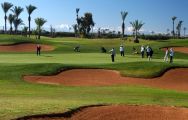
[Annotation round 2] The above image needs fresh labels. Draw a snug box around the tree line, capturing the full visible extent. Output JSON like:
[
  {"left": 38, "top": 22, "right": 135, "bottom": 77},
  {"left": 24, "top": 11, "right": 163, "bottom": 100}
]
[
  {"left": 73, "top": 9, "right": 145, "bottom": 43},
  {"left": 1, "top": 2, "right": 186, "bottom": 41},
  {"left": 73, "top": 9, "right": 187, "bottom": 42},
  {"left": 1, "top": 2, "right": 47, "bottom": 39},
  {"left": 171, "top": 16, "right": 186, "bottom": 38}
]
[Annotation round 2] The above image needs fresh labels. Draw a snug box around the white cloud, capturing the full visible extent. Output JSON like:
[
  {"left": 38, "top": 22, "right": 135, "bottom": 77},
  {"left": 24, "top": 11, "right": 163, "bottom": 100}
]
[
  {"left": 53, "top": 24, "right": 72, "bottom": 31},
  {"left": 43, "top": 25, "right": 50, "bottom": 29},
  {"left": 126, "top": 26, "right": 133, "bottom": 32},
  {"left": 117, "top": 26, "right": 133, "bottom": 33},
  {"left": 139, "top": 29, "right": 145, "bottom": 32},
  {"left": 59, "top": 24, "right": 71, "bottom": 29},
  {"left": 117, "top": 26, "right": 121, "bottom": 31}
]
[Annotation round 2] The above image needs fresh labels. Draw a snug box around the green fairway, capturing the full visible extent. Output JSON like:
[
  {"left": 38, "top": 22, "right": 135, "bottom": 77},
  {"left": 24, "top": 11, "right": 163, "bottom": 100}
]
[{"left": 0, "top": 34, "right": 188, "bottom": 120}]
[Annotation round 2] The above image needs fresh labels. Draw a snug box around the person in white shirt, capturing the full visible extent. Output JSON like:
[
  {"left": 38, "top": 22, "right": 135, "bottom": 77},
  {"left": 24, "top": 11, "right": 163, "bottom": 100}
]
[
  {"left": 120, "top": 45, "right": 125, "bottom": 57},
  {"left": 169, "top": 48, "right": 174, "bottom": 63},
  {"left": 164, "top": 47, "right": 169, "bottom": 62},
  {"left": 141, "top": 45, "right": 145, "bottom": 58},
  {"left": 109, "top": 48, "right": 116, "bottom": 62}
]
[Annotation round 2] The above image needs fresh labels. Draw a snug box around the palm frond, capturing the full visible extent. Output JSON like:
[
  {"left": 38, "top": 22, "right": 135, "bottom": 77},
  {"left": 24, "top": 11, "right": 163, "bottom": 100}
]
[
  {"left": 121, "top": 11, "right": 128, "bottom": 21},
  {"left": 26, "top": 5, "right": 37, "bottom": 15},
  {"left": 11, "top": 6, "right": 24, "bottom": 18},
  {"left": 130, "top": 20, "right": 144, "bottom": 32},
  {"left": 1, "top": 2, "right": 13, "bottom": 13}
]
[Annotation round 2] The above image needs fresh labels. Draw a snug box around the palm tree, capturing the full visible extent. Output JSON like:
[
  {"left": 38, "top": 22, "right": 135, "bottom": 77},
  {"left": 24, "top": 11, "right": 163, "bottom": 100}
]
[
  {"left": 172, "top": 16, "right": 177, "bottom": 38},
  {"left": 78, "top": 12, "right": 95, "bottom": 37},
  {"left": 176, "top": 20, "right": 183, "bottom": 38},
  {"left": 76, "top": 8, "right": 80, "bottom": 36},
  {"left": 130, "top": 20, "right": 144, "bottom": 43},
  {"left": 22, "top": 26, "right": 28, "bottom": 37},
  {"left": 26, "top": 5, "right": 37, "bottom": 37},
  {"left": 121, "top": 11, "right": 128, "bottom": 38},
  {"left": 76, "top": 8, "right": 80, "bottom": 20},
  {"left": 50, "top": 25, "right": 56, "bottom": 38},
  {"left": 35, "top": 18, "right": 47, "bottom": 39},
  {"left": 1, "top": 2, "right": 13, "bottom": 33},
  {"left": 8, "top": 14, "right": 15, "bottom": 34},
  {"left": 13, "top": 18, "right": 24, "bottom": 34},
  {"left": 11, "top": 6, "right": 24, "bottom": 34},
  {"left": 184, "top": 27, "right": 187, "bottom": 37},
  {"left": 72, "top": 24, "right": 78, "bottom": 37},
  {"left": 32, "top": 29, "right": 38, "bottom": 39},
  {"left": 11, "top": 6, "right": 24, "bottom": 19},
  {"left": 76, "top": 8, "right": 80, "bottom": 26}
]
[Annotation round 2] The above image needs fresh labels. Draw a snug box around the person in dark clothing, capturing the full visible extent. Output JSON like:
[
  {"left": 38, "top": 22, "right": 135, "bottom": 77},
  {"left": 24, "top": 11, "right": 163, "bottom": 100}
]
[
  {"left": 109, "top": 48, "right": 116, "bottom": 62},
  {"left": 146, "top": 46, "right": 149, "bottom": 58},
  {"left": 150, "top": 47, "right": 153, "bottom": 58},
  {"left": 140, "top": 45, "right": 145, "bottom": 58},
  {"left": 169, "top": 48, "right": 174, "bottom": 63},
  {"left": 146, "top": 46, "right": 152, "bottom": 61},
  {"left": 37, "top": 44, "right": 41, "bottom": 56},
  {"left": 74, "top": 45, "right": 80, "bottom": 52},
  {"left": 101, "top": 47, "right": 107, "bottom": 53}
]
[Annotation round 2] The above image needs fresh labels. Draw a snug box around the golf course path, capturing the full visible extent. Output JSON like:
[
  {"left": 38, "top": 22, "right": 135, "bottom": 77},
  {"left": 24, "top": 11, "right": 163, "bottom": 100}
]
[
  {"left": 162, "top": 47, "right": 188, "bottom": 54},
  {"left": 16, "top": 105, "right": 188, "bottom": 120},
  {"left": 24, "top": 68, "right": 188, "bottom": 92},
  {"left": 0, "top": 43, "right": 54, "bottom": 52}
]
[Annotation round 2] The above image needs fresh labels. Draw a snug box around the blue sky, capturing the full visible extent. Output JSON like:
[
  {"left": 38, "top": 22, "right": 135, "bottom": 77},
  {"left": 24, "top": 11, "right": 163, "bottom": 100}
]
[{"left": 0, "top": 0, "right": 187, "bottom": 34}]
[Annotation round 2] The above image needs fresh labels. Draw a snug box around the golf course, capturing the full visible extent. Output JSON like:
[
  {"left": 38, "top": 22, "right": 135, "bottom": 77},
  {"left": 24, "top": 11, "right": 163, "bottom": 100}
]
[
  {"left": 0, "top": 34, "right": 188, "bottom": 120},
  {"left": 0, "top": 0, "right": 188, "bottom": 119}
]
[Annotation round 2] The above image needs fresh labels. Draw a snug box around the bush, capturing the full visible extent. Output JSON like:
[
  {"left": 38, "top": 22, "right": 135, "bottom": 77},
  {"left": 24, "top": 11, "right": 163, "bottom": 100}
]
[
  {"left": 41, "top": 31, "right": 75, "bottom": 37},
  {"left": 139, "top": 34, "right": 171, "bottom": 40}
]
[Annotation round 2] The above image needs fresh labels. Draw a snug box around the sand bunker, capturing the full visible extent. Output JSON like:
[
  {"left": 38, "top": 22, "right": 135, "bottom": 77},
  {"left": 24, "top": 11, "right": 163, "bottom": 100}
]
[
  {"left": 0, "top": 43, "right": 54, "bottom": 52},
  {"left": 22, "top": 69, "right": 188, "bottom": 120},
  {"left": 162, "top": 47, "right": 188, "bottom": 54},
  {"left": 24, "top": 68, "right": 188, "bottom": 91},
  {"left": 16, "top": 105, "right": 188, "bottom": 120}
]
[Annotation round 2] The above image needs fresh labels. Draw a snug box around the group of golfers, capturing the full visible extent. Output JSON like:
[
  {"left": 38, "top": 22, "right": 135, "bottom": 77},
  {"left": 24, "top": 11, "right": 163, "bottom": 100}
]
[
  {"left": 164, "top": 47, "right": 174, "bottom": 63},
  {"left": 36, "top": 43, "right": 174, "bottom": 63},
  {"left": 109, "top": 45, "right": 174, "bottom": 63}
]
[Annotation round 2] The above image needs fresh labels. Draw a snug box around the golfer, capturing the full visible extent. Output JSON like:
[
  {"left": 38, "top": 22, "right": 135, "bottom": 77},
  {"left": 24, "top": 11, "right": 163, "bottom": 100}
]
[
  {"left": 37, "top": 44, "right": 41, "bottom": 56},
  {"left": 120, "top": 45, "right": 125, "bottom": 57},
  {"left": 146, "top": 46, "right": 152, "bottom": 61},
  {"left": 164, "top": 47, "right": 169, "bottom": 62},
  {"left": 169, "top": 48, "right": 174, "bottom": 63},
  {"left": 141, "top": 45, "right": 145, "bottom": 58},
  {"left": 109, "top": 48, "right": 116, "bottom": 62}
]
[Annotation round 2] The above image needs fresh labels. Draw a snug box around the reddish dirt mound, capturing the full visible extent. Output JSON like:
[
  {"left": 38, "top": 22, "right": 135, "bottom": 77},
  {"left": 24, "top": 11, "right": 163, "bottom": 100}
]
[
  {"left": 0, "top": 43, "right": 54, "bottom": 52},
  {"left": 24, "top": 68, "right": 188, "bottom": 91},
  {"left": 162, "top": 47, "right": 188, "bottom": 54},
  {"left": 18, "top": 105, "right": 188, "bottom": 120}
]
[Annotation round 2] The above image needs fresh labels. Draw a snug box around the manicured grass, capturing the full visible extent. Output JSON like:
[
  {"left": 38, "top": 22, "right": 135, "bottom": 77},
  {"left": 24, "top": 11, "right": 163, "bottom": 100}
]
[
  {"left": 0, "top": 53, "right": 187, "bottom": 77},
  {"left": 0, "top": 34, "right": 188, "bottom": 119}
]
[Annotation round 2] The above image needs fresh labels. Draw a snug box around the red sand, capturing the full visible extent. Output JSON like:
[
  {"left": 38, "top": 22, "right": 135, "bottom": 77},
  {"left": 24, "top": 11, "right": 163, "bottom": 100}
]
[
  {"left": 19, "top": 105, "right": 188, "bottom": 120},
  {"left": 162, "top": 47, "right": 188, "bottom": 54},
  {"left": 24, "top": 68, "right": 188, "bottom": 92},
  {"left": 22, "top": 68, "right": 188, "bottom": 120},
  {"left": 0, "top": 43, "right": 54, "bottom": 52}
]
